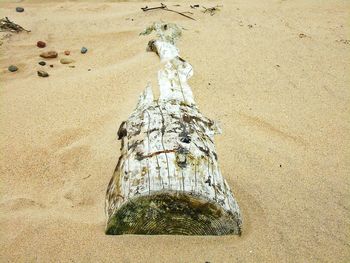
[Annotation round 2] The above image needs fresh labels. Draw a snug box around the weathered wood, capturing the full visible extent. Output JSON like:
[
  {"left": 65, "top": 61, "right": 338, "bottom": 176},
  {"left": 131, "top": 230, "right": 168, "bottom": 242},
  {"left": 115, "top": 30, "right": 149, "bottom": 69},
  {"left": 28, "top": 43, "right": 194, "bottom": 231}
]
[{"left": 105, "top": 22, "right": 242, "bottom": 235}]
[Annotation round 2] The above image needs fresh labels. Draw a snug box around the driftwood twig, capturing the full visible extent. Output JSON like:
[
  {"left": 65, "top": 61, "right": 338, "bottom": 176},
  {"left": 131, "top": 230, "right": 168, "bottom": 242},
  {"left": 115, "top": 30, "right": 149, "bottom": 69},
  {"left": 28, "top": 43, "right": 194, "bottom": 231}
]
[
  {"left": 141, "top": 3, "right": 166, "bottom": 12},
  {"left": 0, "top": 17, "right": 30, "bottom": 33},
  {"left": 82, "top": 174, "right": 92, "bottom": 180},
  {"left": 202, "top": 5, "right": 223, "bottom": 16},
  {"left": 141, "top": 3, "right": 196, "bottom": 21}
]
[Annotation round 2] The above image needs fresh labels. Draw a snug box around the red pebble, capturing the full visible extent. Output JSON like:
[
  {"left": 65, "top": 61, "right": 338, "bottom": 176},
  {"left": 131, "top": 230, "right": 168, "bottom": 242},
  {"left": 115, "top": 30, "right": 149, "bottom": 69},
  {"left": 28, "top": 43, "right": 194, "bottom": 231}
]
[
  {"left": 64, "top": 50, "right": 70, "bottom": 55},
  {"left": 37, "top": 41, "right": 46, "bottom": 48}
]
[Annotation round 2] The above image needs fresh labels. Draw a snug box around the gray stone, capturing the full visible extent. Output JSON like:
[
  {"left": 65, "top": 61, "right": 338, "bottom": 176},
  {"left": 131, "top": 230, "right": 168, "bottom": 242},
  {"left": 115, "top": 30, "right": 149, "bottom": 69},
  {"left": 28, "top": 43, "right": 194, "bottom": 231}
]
[
  {"left": 16, "top": 7, "right": 24, "bottom": 13},
  {"left": 37, "top": 70, "right": 49, "bottom": 77},
  {"left": 8, "top": 65, "right": 18, "bottom": 72}
]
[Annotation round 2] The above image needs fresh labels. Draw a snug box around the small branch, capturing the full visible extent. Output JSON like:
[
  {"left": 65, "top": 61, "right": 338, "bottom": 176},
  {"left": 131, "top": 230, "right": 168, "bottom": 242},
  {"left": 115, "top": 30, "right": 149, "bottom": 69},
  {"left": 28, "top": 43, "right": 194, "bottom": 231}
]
[
  {"left": 202, "top": 5, "right": 223, "bottom": 16},
  {"left": 164, "top": 9, "right": 196, "bottom": 21},
  {"left": 178, "top": 11, "right": 194, "bottom": 15},
  {"left": 82, "top": 174, "right": 92, "bottom": 180},
  {"left": 0, "top": 17, "right": 30, "bottom": 33},
  {"left": 141, "top": 3, "right": 196, "bottom": 21},
  {"left": 141, "top": 3, "right": 166, "bottom": 11}
]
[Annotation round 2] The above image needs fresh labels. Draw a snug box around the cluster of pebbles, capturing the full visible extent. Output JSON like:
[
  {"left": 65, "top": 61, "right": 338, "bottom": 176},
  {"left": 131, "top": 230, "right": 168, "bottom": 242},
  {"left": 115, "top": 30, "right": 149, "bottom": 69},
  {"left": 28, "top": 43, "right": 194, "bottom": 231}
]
[
  {"left": 8, "top": 40, "right": 88, "bottom": 77},
  {"left": 7, "top": 7, "right": 91, "bottom": 77}
]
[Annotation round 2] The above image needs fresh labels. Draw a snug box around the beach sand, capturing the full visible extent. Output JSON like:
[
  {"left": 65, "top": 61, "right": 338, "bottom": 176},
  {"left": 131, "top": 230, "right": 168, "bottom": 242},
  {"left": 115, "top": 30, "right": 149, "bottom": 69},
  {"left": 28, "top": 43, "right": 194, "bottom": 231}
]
[{"left": 0, "top": 0, "right": 349, "bottom": 262}]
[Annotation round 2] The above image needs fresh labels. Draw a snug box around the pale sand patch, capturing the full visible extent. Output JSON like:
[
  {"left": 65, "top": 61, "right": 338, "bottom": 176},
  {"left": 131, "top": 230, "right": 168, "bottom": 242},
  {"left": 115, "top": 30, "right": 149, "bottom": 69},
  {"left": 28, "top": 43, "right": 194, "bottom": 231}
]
[{"left": 0, "top": 0, "right": 349, "bottom": 262}]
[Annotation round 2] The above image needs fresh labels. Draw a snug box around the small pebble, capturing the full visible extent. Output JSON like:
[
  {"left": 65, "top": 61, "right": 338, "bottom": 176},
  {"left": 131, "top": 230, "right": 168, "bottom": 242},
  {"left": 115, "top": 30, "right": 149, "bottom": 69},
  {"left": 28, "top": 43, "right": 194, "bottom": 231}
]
[
  {"left": 40, "top": 51, "right": 58, "bottom": 58},
  {"left": 49, "top": 65, "right": 54, "bottom": 68},
  {"left": 38, "top": 61, "right": 46, "bottom": 66},
  {"left": 81, "top": 47, "right": 88, "bottom": 54},
  {"left": 69, "top": 65, "right": 75, "bottom": 68},
  {"left": 88, "top": 69, "right": 91, "bottom": 71},
  {"left": 8, "top": 65, "right": 18, "bottom": 72},
  {"left": 60, "top": 58, "right": 75, "bottom": 64},
  {"left": 37, "top": 70, "right": 49, "bottom": 77},
  {"left": 16, "top": 7, "right": 24, "bottom": 12},
  {"left": 64, "top": 50, "right": 70, "bottom": 55},
  {"left": 37, "top": 41, "right": 46, "bottom": 48}
]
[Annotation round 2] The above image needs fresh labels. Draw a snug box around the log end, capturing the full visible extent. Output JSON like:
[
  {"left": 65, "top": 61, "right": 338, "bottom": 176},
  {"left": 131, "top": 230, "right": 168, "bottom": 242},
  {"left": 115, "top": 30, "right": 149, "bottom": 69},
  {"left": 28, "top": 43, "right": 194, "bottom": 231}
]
[{"left": 105, "top": 192, "right": 242, "bottom": 236}]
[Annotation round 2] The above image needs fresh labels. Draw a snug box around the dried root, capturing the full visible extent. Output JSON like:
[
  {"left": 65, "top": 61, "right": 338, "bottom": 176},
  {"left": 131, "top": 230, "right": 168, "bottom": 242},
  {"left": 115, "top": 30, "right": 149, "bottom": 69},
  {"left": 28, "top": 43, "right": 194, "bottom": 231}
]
[
  {"left": 0, "top": 17, "right": 30, "bottom": 33},
  {"left": 202, "top": 5, "right": 223, "bottom": 16}
]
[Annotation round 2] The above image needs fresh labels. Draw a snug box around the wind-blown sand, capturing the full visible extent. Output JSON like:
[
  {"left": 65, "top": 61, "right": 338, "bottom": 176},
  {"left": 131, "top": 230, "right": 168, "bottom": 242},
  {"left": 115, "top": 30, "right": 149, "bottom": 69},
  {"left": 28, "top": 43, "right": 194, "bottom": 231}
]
[{"left": 0, "top": 0, "right": 349, "bottom": 262}]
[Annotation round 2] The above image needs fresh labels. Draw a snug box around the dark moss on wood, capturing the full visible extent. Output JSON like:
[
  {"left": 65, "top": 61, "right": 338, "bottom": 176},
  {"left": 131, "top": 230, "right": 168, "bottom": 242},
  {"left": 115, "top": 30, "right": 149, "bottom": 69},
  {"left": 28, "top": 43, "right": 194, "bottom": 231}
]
[{"left": 105, "top": 192, "right": 241, "bottom": 235}]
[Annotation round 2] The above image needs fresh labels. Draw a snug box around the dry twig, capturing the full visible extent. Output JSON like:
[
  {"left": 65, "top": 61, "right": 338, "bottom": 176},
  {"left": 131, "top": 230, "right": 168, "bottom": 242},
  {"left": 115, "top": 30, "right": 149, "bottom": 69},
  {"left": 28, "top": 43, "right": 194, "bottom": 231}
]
[
  {"left": 141, "top": 3, "right": 196, "bottom": 21},
  {"left": 0, "top": 17, "right": 30, "bottom": 33},
  {"left": 202, "top": 5, "right": 223, "bottom": 16}
]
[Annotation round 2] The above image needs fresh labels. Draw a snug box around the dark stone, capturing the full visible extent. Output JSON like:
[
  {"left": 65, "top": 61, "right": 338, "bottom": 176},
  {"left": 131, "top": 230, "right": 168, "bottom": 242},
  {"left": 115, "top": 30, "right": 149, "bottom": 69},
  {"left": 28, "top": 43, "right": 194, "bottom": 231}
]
[
  {"left": 81, "top": 47, "right": 88, "bottom": 54},
  {"left": 38, "top": 61, "right": 46, "bottom": 66},
  {"left": 37, "top": 70, "right": 49, "bottom": 77},
  {"left": 16, "top": 7, "right": 24, "bottom": 12},
  {"left": 8, "top": 65, "right": 18, "bottom": 72},
  {"left": 37, "top": 41, "right": 46, "bottom": 48}
]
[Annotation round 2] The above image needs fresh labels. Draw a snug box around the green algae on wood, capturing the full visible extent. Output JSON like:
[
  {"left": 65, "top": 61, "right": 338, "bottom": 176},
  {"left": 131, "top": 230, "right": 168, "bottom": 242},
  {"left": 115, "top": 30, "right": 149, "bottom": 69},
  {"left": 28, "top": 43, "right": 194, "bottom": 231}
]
[{"left": 106, "top": 192, "right": 241, "bottom": 235}]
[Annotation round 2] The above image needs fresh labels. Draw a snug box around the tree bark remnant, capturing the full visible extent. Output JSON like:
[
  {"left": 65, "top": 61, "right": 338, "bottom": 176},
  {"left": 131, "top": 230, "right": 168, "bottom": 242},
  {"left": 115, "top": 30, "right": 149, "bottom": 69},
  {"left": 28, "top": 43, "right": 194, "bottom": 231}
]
[{"left": 105, "top": 22, "right": 242, "bottom": 235}]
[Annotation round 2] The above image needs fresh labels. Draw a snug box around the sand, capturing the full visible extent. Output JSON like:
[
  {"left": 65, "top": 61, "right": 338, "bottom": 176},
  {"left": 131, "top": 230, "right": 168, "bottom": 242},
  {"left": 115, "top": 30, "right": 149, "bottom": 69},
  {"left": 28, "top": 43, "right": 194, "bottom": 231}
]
[{"left": 0, "top": 0, "right": 349, "bottom": 262}]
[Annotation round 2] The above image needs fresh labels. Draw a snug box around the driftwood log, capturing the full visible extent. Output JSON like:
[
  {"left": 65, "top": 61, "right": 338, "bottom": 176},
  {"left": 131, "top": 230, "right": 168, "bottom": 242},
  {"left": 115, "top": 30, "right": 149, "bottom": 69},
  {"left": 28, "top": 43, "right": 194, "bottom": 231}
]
[{"left": 105, "top": 23, "right": 242, "bottom": 235}]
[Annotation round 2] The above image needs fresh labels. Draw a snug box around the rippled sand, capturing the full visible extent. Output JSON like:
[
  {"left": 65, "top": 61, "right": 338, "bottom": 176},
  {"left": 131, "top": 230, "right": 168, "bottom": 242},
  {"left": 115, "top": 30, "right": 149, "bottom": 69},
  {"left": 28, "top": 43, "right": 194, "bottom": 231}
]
[{"left": 1, "top": 0, "right": 349, "bottom": 262}]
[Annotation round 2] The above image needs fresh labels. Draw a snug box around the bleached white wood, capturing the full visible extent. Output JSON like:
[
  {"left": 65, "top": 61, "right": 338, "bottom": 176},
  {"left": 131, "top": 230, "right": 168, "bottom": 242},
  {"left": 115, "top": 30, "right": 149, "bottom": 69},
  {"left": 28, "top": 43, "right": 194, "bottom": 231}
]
[{"left": 105, "top": 23, "right": 242, "bottom": 235}]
